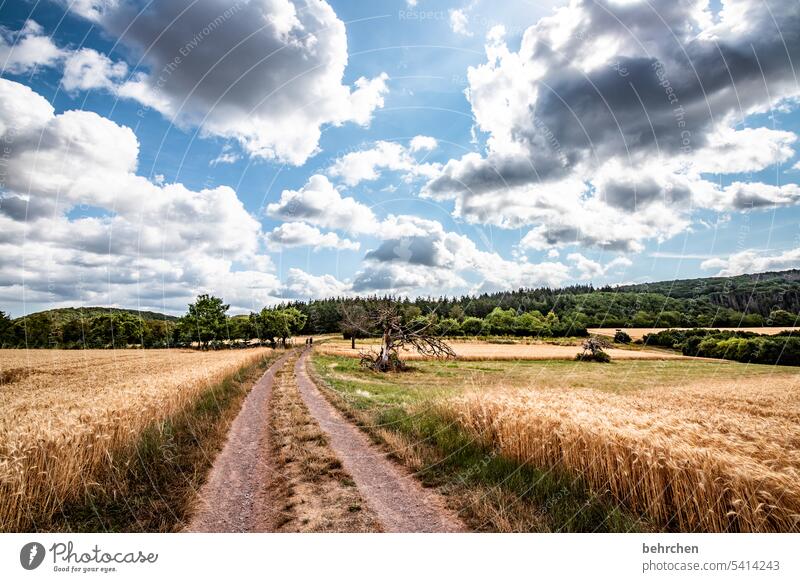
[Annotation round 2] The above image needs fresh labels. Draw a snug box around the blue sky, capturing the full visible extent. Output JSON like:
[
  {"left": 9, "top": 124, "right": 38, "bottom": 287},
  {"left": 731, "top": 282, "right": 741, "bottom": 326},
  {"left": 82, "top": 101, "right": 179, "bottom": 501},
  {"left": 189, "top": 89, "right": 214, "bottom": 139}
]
[{"left": 1, "top": 0, "right": 799, "bottom": 316}]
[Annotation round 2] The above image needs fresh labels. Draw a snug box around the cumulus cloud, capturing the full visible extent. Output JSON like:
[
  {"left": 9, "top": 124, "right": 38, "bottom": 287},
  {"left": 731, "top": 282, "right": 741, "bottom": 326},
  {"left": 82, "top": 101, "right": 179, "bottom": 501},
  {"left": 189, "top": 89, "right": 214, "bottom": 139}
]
[
  {"left": 0, "top": 78, "right": 330, "bottom": 313},
  {"left": 567, "top": 253, "right": 632, "bottom": 280},
  {"left": 449, "top": 9, "right": 472, "bottom": 36},
  {"left": 326, "top": 139, "right": 441, "bottom": 187},
  {"left": 64, "top": 0, "right": 389, "bottom": 165},
  {"left": 701, "top": 248, "right": 800, "bottom": 276},
  {"left": 0, "top": 20, "right": 64, "bottom": 74},
  {"left": 280, "top": 268, "right": 350, "bottom": 299},
  {"left": 266, "top": 175, "right": 378, "bottom": 234},
  {"left": 61, "top": 48, "right": 128, "bottom": 92},
  {"left": 409, "top": 135, "right": 438, "bottom": 152},
  {"left": 353, "top": 215, "right": 571, "bottom": 293},
  {"left": 266, "top": 222, "right": 360, "bottom": 251},
  {"left": 422, "top": 0, "right": 800, "bottom": 253}
]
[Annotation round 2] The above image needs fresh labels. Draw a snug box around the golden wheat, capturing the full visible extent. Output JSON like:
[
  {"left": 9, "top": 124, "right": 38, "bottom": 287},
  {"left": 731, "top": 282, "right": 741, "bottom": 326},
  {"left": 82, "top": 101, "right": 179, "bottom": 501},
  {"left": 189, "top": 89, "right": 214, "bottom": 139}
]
[
  {"left": 0, "top": 348, "right": 272, "bottom": 531},
  {"left": 439, "top": 375, "right": 800, "bottom": 532},
  {"left": 317, "top": 340, "right": 687, "bottom": 361}
]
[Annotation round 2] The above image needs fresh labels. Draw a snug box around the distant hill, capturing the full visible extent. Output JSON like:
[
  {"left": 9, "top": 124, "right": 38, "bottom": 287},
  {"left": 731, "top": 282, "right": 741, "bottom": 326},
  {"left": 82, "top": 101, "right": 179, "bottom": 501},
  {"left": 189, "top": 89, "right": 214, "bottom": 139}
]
[
  {"left": 614, "top": 270, "right": 800, "bottom": 315},
  {"left": 14, "top": 307, "right": 179, "bottom": 323}
]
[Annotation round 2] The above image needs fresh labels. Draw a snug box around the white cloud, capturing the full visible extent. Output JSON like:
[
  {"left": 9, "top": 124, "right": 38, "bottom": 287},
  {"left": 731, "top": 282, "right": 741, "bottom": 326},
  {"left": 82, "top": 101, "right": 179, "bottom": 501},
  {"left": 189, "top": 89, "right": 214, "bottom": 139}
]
[
  {"left": 266, "top": 222, "right": 360, "bottom": 252},
  {"left": 266, "top": 174, "right": 379, "bottom": 235},
  {"left": 0, "top": 78, "right": 301, "bottom": 313},
  {"left": 567, "top": 253, "right": 632, "bottom": 280},
  {"left": 701, "top": 248, "right": 800, "bottom": 276},
  {"left": 63, "top": 0, "right": 389, "bottom": 165},
  {"left": 61, "top": 48, "right": 128, "bottom": 92},
  {"left": 409, "top": 135, "right": 438, "bottom": 152},
  {"left": 326, "top": 139, "right": 441, "bottom": 187},
  {"left": 353, "top": 216, "right": 570, "bottom": 293},
  {"left": 0, "top": 20, "right": 64, "bottom": 74},
  {"left": 422, "top": 0, "right": 800, "bottom": 254},
  {"left": 280, "top": 268, "right": 350, "bottom": 299},
  {"left": 449, "top": 9, "right": 473, "bottom": 37}
]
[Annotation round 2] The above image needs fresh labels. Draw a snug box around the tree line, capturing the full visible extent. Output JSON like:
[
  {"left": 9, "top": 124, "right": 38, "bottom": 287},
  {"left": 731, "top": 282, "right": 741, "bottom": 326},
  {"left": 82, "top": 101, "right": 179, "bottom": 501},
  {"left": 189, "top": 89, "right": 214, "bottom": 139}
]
[
  {"left": 2, "top": 268, "right": 799, "bottom": 349},
  {"left": 644, "top": 328, "right": 800, "bottom": 366},
  {"left": 0, "top": 295, "right": 308, "bottom": 350}
]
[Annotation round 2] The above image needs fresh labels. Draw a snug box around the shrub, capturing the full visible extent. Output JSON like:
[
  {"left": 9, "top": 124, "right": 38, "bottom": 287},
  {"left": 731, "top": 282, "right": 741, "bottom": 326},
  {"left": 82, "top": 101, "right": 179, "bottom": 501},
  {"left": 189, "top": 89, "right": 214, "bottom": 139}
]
[
  {"left": 613, "top": 329, "right": 632, "bottom": 344},
  {"left": 461, "top": 317, "right": 483, "bottom": 336},
  {"left": 575, "top": 350, "right": 611, "bottom": 363}
]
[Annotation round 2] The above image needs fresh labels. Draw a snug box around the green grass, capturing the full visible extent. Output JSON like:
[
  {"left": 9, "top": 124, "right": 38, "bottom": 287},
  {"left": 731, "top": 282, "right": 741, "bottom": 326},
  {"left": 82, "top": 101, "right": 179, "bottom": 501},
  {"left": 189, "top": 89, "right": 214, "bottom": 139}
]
[
  {"left": 41, "top": 353, "right": 278, "bottom": 532},
  {"left": 310, "top": 354, "right": 798, "bottom": 532}
]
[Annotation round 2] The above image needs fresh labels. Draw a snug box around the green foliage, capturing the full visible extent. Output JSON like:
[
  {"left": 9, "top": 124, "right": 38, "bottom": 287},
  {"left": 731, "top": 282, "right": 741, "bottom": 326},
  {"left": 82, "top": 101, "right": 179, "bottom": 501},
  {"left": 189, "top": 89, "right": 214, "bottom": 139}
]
[
  {"left": 575, "top": 351, "right": 612, "bottom": 363},
  {"left": 177, "top": 294, "right": 230, "bottom": 349},
  {"left": 644, "top": 328, "right": 800, "bottom": 366},
  {"left": 249, "top": 306, "right": 307, "bottom": 347},
  {"left": 614, "top": 329, "right": 632, "bottom": 344},
  {"left": 460, "top": 317, "right": 483, "bottom": 336},
  {"left": 0, "top": 311, "right": 14, "bottom": 347}
]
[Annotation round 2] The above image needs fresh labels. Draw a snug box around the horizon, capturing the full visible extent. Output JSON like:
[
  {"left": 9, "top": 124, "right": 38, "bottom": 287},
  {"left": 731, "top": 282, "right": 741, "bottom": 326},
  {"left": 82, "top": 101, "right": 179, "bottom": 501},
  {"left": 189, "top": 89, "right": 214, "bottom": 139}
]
[
  {"left": 2, "top": 1, "right": 800, "bottom": 318},
  {"left": 8, "top": 267, "right": 799, "bottom": 319}
]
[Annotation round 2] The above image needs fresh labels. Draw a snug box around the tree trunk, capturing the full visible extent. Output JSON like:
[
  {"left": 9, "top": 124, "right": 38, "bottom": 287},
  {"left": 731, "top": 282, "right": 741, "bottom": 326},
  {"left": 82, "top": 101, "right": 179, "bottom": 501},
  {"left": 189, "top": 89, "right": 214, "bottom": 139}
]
[
  {"left": 379, "top": 331, "right": 391, "bottom": 371},
  {"left": 351, "top": 336, "right": 356, "bottom": 350}
]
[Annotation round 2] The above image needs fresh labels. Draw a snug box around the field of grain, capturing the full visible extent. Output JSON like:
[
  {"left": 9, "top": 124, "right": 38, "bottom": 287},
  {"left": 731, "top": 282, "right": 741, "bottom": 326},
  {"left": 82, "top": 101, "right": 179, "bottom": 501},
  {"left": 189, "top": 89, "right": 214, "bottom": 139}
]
[
  {"left": 313, "top": 355, "right": 800, "bottom": 532},
  {"left": 589, "top": 327, "right": 800, "bottom": 341},
  {"left": 441, "top": 374, "right": 800, "bottom": 532},
  {"left": 0, "top": 348, "right": 272, "bottom": 531},
  {"left": 317, "top": 339, "right": 687, "bottom": 361}
]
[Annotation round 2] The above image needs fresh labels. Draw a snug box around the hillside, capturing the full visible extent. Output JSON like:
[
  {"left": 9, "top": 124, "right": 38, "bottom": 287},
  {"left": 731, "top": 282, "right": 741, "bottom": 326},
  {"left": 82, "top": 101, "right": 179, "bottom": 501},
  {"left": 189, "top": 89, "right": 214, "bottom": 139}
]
[
  {"left": 615, "top": 270, "right": 800, "bottom": 315},
  {"left": 14, "top": 307, "right": 179, "bottom": 323},
  {"left": 281, "top": 269, "right": 800, "bottom": 333}
]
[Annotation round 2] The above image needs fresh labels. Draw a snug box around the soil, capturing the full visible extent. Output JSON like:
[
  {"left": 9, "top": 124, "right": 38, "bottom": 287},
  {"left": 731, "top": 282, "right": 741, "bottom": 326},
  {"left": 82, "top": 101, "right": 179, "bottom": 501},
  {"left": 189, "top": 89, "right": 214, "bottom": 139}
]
[
  {"left": 294, "top": 349, "right": 467, "bottom": 532},
  {"left": 187, "top": 348, "right": 467, "bottom": 533}
]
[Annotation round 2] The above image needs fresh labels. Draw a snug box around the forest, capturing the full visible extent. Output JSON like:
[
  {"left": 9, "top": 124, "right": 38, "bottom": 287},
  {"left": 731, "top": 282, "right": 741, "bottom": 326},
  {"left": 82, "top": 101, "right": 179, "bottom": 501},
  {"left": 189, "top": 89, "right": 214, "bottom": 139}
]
[{"left": 1, "top": 269, "right": 798, "bottom": 349}]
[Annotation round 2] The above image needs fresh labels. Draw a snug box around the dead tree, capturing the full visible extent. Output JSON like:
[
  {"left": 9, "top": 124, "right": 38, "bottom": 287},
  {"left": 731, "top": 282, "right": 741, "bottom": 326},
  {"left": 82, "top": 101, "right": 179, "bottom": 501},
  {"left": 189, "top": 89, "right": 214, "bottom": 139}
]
[
  {"left": 339, "top": 303, "right": 370, "bottom": 350},
  {"left": 352, "top": 302, "right": 455, "bottom": 372},
  {"left": 576, "top": 336, "right": 612, "bottom": 362}
]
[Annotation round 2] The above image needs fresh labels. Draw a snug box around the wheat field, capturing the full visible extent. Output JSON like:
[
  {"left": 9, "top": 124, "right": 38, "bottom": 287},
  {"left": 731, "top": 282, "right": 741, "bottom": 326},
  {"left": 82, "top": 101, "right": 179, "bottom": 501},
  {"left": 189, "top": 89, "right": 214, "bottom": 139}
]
[
  {"left": 0, "top": 348, "right": 272, "bottom": 531},
  {"left": 440, "top": 374, "right": 800, "bottom": 532},
  {"left": 317, "top": 340, "right": 687, "bottom": 361}
]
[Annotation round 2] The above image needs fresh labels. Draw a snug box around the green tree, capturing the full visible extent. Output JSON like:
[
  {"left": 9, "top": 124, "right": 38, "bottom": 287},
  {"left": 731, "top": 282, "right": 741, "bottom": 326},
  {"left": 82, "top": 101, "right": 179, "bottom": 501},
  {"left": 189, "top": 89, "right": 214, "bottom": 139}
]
[
  {"left": 274, "top": 307, "right": 308, "bottom": 347},
  {"left": 484, "top": 307, "right": 516, "bottom": 335},
  {"left": 0, "top": 311, "right": 14, "bottom": 347},
  {"left": 179, "top": 294, "right": 230, "bottom": 349},
  {"left": 461, "top": 316, "right": 483, "bottom": 336},
  {"left": 769, "top": 309, "right": 797, "bottom": 326}
]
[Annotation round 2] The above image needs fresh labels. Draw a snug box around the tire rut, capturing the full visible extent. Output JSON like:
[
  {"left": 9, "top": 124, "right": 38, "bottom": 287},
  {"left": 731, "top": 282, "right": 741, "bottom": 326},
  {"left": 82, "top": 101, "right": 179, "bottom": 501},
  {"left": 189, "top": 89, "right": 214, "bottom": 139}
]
[
  {"left": 294, "top": 349, "right": 468, "bottom": 533},
  {"left": 186, "top": 352, "right": 291, "bottom": 532}
]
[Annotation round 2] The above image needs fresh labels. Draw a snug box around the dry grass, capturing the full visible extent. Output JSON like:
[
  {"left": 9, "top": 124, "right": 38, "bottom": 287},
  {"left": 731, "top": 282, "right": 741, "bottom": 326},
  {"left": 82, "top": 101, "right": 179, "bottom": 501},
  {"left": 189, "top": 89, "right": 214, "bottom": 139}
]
[
  {"left": 440, "top": 375, "right": 800, "bottom": 532},
  {"left": 317, "top": 340, "right": 687, "bottom": 361},
  {"left": 0, "top": 348, "right": 273, "bottom": 531},
  {"left": 589, "top": 327, "right": 800, "bottom": 341},
  {"left": 267, "top": 356, "right": 380, "bottom": 532}
]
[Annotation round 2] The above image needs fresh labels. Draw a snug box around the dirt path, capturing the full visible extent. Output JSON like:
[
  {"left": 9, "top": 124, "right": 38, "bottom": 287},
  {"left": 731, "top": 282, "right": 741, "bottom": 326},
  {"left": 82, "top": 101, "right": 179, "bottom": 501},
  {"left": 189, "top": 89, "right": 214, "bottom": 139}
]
[
  {"left": 186, "top": 352, "right": 291, "bottom": 532},
  {"left": 294, "top": 349, "right": 467, "bottom": 532}
]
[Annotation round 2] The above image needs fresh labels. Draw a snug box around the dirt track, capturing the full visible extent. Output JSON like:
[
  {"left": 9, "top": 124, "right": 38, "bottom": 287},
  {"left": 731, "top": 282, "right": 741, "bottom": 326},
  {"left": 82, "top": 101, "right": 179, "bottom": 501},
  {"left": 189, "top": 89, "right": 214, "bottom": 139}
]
[
  {"left": 187, "top": 351, "right": 291, "bottom": 532},
  {"left": 294, "top": 350, "right": 466, "bottom": 532},
  {"left": 187, "top": 348, "right": 466, "bottom": 533}
]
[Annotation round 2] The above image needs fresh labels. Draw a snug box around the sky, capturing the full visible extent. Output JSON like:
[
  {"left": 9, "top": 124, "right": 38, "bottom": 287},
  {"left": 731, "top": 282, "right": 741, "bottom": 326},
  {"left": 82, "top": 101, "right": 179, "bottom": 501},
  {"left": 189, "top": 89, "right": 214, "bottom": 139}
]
[{"left": 1, "top": 0, "right": 800, "bottom": 317}]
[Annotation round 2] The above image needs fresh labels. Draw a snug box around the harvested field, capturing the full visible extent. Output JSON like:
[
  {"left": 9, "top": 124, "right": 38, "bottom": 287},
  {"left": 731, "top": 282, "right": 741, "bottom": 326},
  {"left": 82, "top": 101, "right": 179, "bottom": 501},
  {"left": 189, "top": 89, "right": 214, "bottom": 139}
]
[
  {"left": 0, "top": 348, "right": 274, "bottom": 531},
  {"left": 589, "top": 327, "right": 800, "bottom": 341},
  {"left": 317, "top": 339, "right": 687, "bottom": 361}
]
